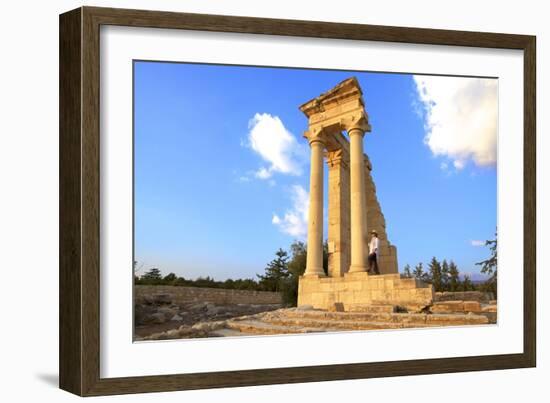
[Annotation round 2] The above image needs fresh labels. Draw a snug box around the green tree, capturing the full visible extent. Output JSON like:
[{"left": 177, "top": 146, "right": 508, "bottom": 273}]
[
  {"left": 279, "top": 241, "right": 307, "bottom": 306},
  {"left": 448, "top": 261, "right": 460, "bottom": 292},
  {"left": 163, "top": 272, "right": 177, "bottom": 284},
  {"left": 413, "top": 262, "right": 425, "bottom": 280},
  {"left": 402, "top": 264, "right": 412, "bottom": 278},
  {"left": 288, "top": 241, "right": 307, "bottom": 277},
  {"left": 194, "top": 276, "right": 217, "bottom": 288},
  {"left": 461, "top": 275, "right": 474, "bottom": 291},
  {"left": 257, "top": 248, "right": 290, "bottom": 292},
  {"left": 441, "top": 260, "right": 450, "bottom": 291},
  {"left": 428, "top": 257, "right": 443, "bottom": 291},
  {"left": 476, "top": 232, "right": 498, "bottom": 298},
  {"left": 172, "top": 276, "right": 188, "bottom": 286},
  {"left": 141, "top": 267, "right": 162, "bottom": 284},
  {"left": 286, "top": 240, "right": 329, "bottom": 276},
  {"left": 234, "top": 278, "right": 260, "bottom": 290}
]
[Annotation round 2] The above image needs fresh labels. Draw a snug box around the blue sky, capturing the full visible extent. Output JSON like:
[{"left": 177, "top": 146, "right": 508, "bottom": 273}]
[{"left": 134, "top": 61, "right": 497, "bottom": 281}]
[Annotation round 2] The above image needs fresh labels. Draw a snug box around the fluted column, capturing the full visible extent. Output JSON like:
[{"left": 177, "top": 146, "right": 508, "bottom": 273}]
[
  {"left": 348, "top": 126, "right": 368, "bottom": 273},
  {"left": 304, "top": 138, "right": 326, "bottom": 277}
]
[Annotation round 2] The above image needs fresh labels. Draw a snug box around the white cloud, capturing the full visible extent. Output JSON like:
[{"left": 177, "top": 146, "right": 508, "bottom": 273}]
[
  {"left": 255, "top": 167, "right": 272, "bottom": 179},
  {"left": 246, "top": 113, "right": 305, "bottom": 179},
  {"left": 471, "top": 240, "right": 486, "bottom": 247},
  {"left": 272, "top": 185, "right": 309, "bottom": 238},
  {"left": 413, "top": 75, "right": 498, "bottom": 170}
]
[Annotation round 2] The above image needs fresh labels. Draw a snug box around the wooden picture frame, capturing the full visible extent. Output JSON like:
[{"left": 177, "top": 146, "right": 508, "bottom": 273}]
[{"left": 59, "top": 6, "right": 536, "bottom": 396}]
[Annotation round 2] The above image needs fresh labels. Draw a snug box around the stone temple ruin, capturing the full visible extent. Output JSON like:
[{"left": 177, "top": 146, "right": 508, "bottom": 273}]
[
  {"left": 297, "top": 77, "right": 433, "bottom": 311},
  {"left": 135, "top": 78, "right": 497, "bottom": 341}
]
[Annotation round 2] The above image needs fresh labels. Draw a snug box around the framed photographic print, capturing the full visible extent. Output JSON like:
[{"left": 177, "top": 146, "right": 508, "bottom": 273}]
[{"left": 59, "top": 6, "right": 536, "bottom": 396}]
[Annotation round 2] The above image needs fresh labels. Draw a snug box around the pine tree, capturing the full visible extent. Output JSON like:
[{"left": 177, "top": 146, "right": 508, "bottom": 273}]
[
  {"left": 476, "top": 231, "right": 498, "bottom": 298},
  {"left": 163, "top": 272, "right": 177, "bottom": 284},
  {"left": 257, "top": 248, "right": 290, "bottom": 292},
  {"left": 288, "top": 241, "right": 307, "bottom": 277},
  {"left": 448, "top": 261, "right": 460, "bottom": 292},
  {"left": 403, "top": 264, "right": 412, "bottom": 278},
  {"left": 141, "top": 267, "right": 162, "bottom": 284},
  {"left": 428, "top": 257, "right": 443, "bottom": 291},
  {"left": 413, "top": 262, "right": 424, "bottom": 280},
  {"left": 441, "top": 260, "right": 450, "bottom": 292},
  {"left": 461, "top": 275, "right": 474, "bottom": 291}
]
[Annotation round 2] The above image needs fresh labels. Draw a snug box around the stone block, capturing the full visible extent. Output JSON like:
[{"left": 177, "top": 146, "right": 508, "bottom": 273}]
[
  {"left": 392, "top": 313, "right": 427, "bottom": 325},
  {"left": 426, "top": 313, "right": 488, "bottom": 326},
  {"left": 482, "top": 304, "right": 497, "bottom": 313},
  {"left": 431, "top": 301, "right": 465, "bottom": 313},
  {"left": 396, "top": 289, "right": 412, "bottom": 301},
  {"left": 344, "top": 271, "right": 370, "bottom": 280},
  {"left": 298, "top": 265, "right": 434, "bottom": 311},
  {"left": 347, "top": 304, "right": 396, "bottom": 313},
  {"left": 328, "top": 302, "right": 345, "bottom": 312},
  {"left": 395, "top": 278, "right": 417, "bottom": 290},
  {"left": 463, "top": 301, "right": 482, "bottom": 313}
]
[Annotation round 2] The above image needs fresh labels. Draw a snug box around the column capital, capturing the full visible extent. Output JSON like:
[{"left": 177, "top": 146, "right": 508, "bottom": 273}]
[
  {"left": 342, "top": 113, "right": 371, "bottom": 135},
  {"left": 304, "top": 124, "right": 340, "bottom": 146},
  {"left": 325, "top": 149, "right": 349, "bottom": 169},
  {"left": 303, "top": 128, "right": 325, "bottom": 145}
]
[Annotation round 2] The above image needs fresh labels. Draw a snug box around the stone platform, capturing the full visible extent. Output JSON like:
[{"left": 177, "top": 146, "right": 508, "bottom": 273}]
[
  {"left": 298, "top": 272, "right": 434, "bottom": 312},
  {"left": 137, "top": 307, "right": 491, "bottom": 340}
]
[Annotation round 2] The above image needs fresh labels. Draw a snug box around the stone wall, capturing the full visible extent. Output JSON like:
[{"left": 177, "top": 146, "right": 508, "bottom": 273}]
[
  {"left": 325, "top": 151, "right": 398, "bottom": 276},
  {"left": 135, "top": 285, "right": 282, "bottom": 305},
  {"left": 364, "top": 154, "right": 398, "bottom": 274},
  {"left": 434, "top": 291, "right": 495, "bottom": 303}
]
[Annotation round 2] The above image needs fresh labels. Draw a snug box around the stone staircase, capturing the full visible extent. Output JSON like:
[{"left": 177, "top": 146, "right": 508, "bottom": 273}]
[{"left": 215, "top": 306, "right": 489, "bottom": 336}]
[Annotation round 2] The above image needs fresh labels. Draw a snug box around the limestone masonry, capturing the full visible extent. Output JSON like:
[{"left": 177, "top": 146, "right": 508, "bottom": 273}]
[
  {"left": 135, "top": 285, "right": 282, "bottom": 305},
  {"left": 298, "top": 77, "right": 433, "bottom": 311}
]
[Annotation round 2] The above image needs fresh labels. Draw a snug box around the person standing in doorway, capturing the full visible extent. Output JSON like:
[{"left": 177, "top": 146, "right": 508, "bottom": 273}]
[{"left": 368, "top": 230, "right": 380, "bottom": 275}]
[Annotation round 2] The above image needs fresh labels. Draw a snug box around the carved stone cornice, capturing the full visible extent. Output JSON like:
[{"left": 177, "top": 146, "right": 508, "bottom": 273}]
[
  {"left": 300, "top": 77, "right": 371, "bottom": 139},
  {"left": 299, "top": 77, "right": 364, "bottom": 117}
]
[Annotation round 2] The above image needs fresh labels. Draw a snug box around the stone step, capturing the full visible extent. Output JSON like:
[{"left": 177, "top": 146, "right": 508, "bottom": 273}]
[
  {"left": 276, "top": 309, "right": 488, "bottom": 326},
  {"left": 281, "top": 309, "right": 422, "bottom": 324},
  {"left": 209, "top": 328, "right": 248, "bottom": 337},
  {"left": 225, "top": 320, "right": 339, "bottom": 335},
  {"left": 347, "top": 304, "right": 396, "bottom": 313},
  {"left": 425, "top": 313, "right": 489, "bottom": 326},
  {"left": 264, "top": 316, "right": 420, "bottom": 330}
]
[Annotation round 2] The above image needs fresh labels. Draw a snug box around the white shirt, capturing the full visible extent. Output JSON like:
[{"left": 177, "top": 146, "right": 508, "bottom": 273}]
[{"left": 369, "top": 236, "right": 379, "bottom": 255}]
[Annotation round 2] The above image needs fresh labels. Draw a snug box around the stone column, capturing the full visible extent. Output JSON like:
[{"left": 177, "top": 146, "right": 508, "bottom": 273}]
[
  {"left": 326, "top": 149, "right": 350, "bottom": 277},
  {"left": 304, "top": 138, "right": 326, "bottom": 277},
  {"left": 348, "top": 125, "right": 369, "bottom": 273}
]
